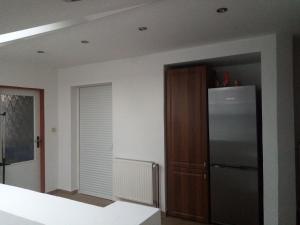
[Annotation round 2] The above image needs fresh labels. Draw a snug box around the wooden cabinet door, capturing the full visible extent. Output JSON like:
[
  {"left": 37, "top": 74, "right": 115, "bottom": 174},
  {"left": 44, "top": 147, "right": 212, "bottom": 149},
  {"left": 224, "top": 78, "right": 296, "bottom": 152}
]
[{"left": 165, "top": 66, "right": 209, "bottom": 223}]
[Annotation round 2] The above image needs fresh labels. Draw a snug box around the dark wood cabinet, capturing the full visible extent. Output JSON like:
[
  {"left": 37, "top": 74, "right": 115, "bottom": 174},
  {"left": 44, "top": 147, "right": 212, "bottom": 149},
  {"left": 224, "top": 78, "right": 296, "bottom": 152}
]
[{"left": 165, "top": 65, "right": 210, "bottom": 223}]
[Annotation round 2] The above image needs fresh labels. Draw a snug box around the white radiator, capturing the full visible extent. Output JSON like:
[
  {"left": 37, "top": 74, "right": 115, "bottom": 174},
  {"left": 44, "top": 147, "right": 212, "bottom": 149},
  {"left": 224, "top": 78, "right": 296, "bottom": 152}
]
[{"left": 113, "top": 158, "right": 159, "bottom": 207}]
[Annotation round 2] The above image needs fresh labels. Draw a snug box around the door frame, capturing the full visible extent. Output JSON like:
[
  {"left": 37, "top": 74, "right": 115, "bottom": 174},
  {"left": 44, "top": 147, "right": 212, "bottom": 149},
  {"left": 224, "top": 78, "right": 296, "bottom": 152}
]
[{"left": 0, "top": 85, "right": 45, "bottom": 193}]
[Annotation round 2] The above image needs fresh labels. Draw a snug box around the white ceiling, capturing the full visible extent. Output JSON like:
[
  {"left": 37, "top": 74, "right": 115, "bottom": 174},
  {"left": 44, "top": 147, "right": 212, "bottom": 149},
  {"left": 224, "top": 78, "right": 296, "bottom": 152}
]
[{"left": 0, "top": 0, "right": 299, "bottom": 68}]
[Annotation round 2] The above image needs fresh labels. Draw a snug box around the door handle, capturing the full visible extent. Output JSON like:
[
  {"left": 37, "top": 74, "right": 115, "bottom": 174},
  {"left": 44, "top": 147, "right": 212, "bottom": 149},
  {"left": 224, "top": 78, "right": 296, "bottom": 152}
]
[
  {"left": 211, "top": 164, "right": 222, "bottom": 168},
  {"left": 36, "top": 136, "right": 40, "bottom": 148}
]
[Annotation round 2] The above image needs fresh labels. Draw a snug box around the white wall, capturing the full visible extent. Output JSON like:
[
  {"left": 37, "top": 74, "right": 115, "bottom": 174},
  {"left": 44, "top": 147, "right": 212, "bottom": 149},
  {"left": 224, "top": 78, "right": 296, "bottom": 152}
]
[
  {"left": 57, "top": 34, "right": 295, "bottom": 225},
  {"left": 214, "top": 63, "right": 261, "bottom": 89},
  {"left": 294, "top": 38, "right": 300, "bottom": 217},
  {"left": 70, "top": 87, "right": 79, "bottom": 191},
  {"left": 294, "top": 39, "right": 300, "bottom": 144},
  {"left": 0, "top": 61, "right": 58, "bottom": 192},
  {"left": 276, "top": 33, "right": 296, "bottom": 225}
]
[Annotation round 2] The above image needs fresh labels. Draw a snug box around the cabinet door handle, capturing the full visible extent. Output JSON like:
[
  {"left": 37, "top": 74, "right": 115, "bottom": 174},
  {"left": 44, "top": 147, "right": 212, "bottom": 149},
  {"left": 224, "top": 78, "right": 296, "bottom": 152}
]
[{"left": 203, "top": 173, "right": 207, "bottom": 180}]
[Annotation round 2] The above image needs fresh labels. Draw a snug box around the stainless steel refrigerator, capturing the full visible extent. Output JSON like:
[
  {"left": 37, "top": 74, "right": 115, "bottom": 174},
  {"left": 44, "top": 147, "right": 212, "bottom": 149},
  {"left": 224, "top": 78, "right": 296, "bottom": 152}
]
[{"left": 209, "top": 86, "right": 262, "bottom": 225}]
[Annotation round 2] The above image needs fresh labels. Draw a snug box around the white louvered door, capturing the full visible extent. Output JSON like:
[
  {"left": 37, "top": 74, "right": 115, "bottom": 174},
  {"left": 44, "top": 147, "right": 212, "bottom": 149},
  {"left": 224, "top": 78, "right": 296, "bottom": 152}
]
[{"left": 79, "top": 84, "right": 112, "bottom": 199}]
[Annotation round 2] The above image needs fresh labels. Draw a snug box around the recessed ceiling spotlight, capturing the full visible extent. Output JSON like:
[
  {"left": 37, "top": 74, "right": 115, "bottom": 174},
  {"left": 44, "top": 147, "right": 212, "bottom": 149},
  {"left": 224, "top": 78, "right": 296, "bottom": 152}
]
[
  {"left": 138, "top": 26, "right": 148, "bottom": 32},
  {"left": 216, "top": 7, "right": 228, "bottom": 13},
  {"left": 37, "top": 50, "right": 45, "bottom": 53},
  {"left": 81, "top": 40, "right": 90, "bottom": 44},
  {"left": 64, "top": 0, "right": 81, "bottom": 2}
]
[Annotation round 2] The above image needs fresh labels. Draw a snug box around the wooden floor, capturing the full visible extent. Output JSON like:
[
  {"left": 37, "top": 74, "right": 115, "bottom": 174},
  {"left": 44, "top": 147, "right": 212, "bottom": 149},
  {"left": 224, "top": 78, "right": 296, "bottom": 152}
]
[{"left": 49, "top": 190, "right": 206, "bottom": 225}]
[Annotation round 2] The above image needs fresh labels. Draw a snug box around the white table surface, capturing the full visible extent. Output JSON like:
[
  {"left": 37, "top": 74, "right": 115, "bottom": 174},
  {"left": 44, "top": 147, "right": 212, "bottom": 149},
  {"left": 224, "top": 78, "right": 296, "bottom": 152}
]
[
  {"left": 0, "top": 210, "right": 43, "bottom": 225},
  {"left": 0, "top": 184, "right": 160, "bottom": 225}
]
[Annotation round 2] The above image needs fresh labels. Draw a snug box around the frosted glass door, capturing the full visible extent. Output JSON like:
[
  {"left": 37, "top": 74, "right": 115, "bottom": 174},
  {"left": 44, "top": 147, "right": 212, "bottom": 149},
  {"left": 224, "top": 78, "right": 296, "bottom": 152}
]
[{"left": 0, "top": 88, "right": 40, "bottom": 191}]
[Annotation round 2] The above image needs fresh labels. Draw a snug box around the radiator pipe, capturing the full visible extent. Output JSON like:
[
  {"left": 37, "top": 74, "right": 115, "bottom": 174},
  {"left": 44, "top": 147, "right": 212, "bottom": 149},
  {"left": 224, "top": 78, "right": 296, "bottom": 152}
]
[
  {"left": 0, "top": 112, "right": 6, "bottom": 184},
  {"left": 152, "top": 163, "right": 159, "bottom": 208}
]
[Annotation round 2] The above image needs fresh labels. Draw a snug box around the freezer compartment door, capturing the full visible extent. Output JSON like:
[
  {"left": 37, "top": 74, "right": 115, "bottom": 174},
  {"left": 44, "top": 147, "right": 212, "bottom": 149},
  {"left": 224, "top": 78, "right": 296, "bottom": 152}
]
[
  {"left": 209, "top": 86, "right": 258, "bottom": 167},
  {"left": 210, "top": 166, "right": 259, "bottom": 225}
]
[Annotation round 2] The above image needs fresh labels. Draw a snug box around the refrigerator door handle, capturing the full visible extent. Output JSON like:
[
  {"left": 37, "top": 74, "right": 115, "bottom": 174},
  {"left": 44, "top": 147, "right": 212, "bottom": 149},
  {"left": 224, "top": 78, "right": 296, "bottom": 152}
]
[
  {"left": 211, "top": 164, "right": 257, "bottom": 171},
  {"left": 211, "top": 163, "right": 225, "bottom": 168}
]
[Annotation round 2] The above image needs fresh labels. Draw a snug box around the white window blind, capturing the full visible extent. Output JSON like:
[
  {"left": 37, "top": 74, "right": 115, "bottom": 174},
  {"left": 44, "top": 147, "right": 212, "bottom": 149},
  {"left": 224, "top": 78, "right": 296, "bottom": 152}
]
[{"left": 79, "top": 84, "right": 112, "bottom": 199}]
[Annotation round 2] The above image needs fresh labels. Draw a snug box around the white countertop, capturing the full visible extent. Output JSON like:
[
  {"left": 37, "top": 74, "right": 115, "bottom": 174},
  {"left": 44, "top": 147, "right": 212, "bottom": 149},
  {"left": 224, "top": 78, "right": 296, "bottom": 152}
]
[{"left": 0, "top": 184, "right": 160, "bottom": 225}]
